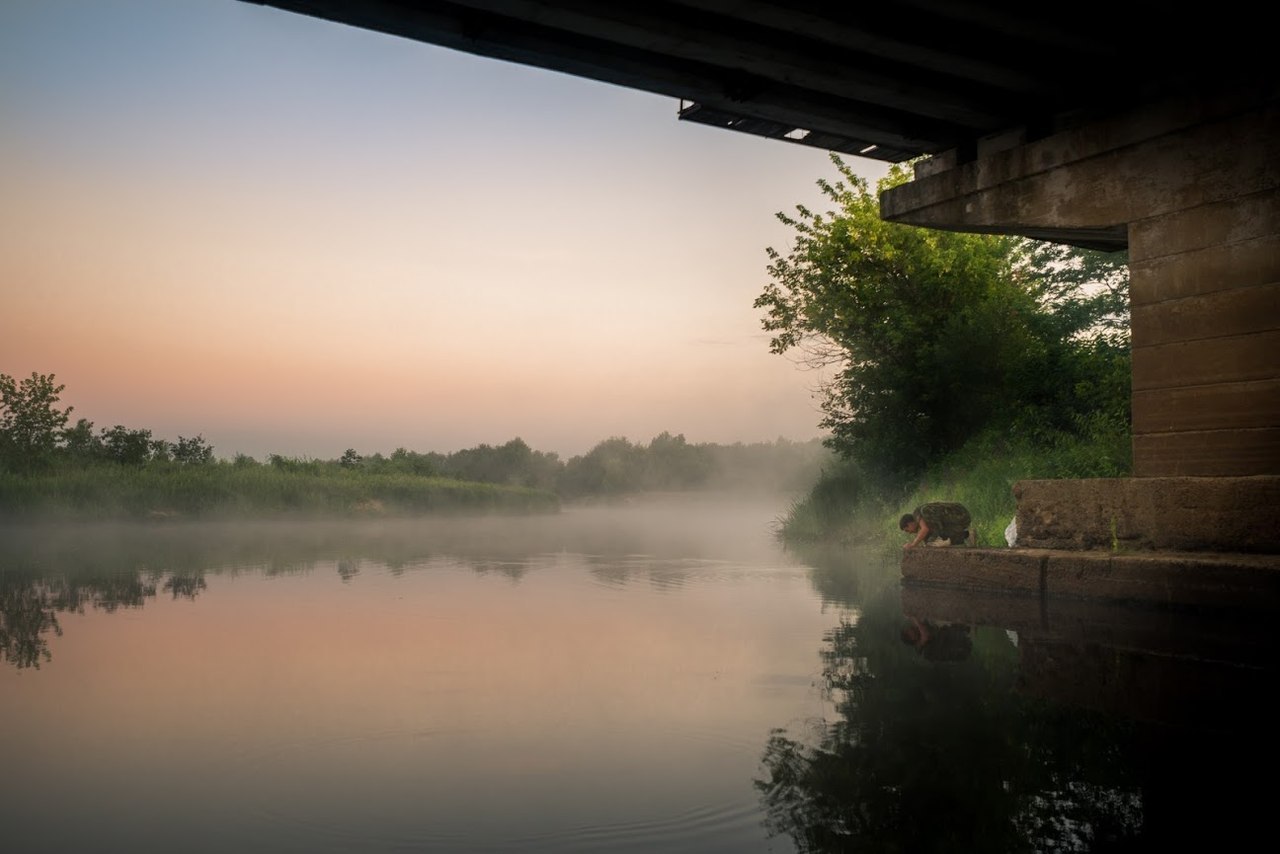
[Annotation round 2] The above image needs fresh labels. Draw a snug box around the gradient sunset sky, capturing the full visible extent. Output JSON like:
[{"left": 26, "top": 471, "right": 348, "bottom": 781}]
[{"left": 2, "top": 0, "right": 890, "bottom": 461}]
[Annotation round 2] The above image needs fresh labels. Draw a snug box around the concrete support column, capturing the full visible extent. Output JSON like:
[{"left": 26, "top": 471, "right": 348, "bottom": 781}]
[{"left": 1128, "top": 186, "right": 1280, "bottom": 475}]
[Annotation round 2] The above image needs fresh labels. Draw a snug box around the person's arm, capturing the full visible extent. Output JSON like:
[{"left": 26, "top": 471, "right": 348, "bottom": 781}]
[{"left": 903, "top": 517, "right": 930, "bottom": 549}]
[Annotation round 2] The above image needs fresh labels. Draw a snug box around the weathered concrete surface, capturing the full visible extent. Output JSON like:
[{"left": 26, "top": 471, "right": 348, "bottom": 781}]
[
  {"left": 881, "top": 87, "right": 1279, "bottom": 242},
  {"left": 1012, "top": 476, "right": 1280, "bottom": 553},
  {"left": 902, "top": 546, "right": 1280, "bottom": 609},
  {"left": 899, "top": 547, "right": 1044, "bottom": 594}
]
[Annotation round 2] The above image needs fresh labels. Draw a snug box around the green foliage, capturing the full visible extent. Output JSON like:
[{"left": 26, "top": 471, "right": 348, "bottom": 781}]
[
  {"left": 149, "top": 438, "right": 172, "bottom": 464},
  {"left": 388, "top": 447, "right": 438, "bottom": 476},
  {"left": 0, "top": 372, "right": 73, "bottom": 473},
  {"left": 554, "top": 434, "right": 832, "bottom": 499},
  {"left": 775, "top": 418, "right": 1133, "bottom": 550},
  {"left": 641, "top": 431, "right": 713, "bottom": 489},
  {"left": 100, "top": 425, "right": 155, "bottom": 466},
  {"left": 267, "top": 454, "right": 327, "bottom": 475},
  {"left": 775, "top": 456, "right": 889, "bottom": 545},
  {"left": 62, "top": 418, "right": 101, "bottom": 463},
  {"left": 171, "top": 435, "right": 215, "bottom": 466},
  {"left": 438, "top": 438, "right": 561, "bottom": 490},
  {"left": 755, "top": 155, "right": 1131, "bottom": 485},
  {"left": 1, "top": 372, "right": 833, "bottom": 518},
  {"left": 361, "top": 447, "right": 440, "bottom": 477},
  {"left": 0, "top": 461, "right": 559, "bottom": 521},
  {"left": 557, "top": 436, "right": 644, "bottom": 497}
]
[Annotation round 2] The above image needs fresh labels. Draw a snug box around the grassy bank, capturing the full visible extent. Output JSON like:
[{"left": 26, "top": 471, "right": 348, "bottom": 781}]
[
  {"left": 0, "top": 464, "right": 559, "bottom": 521},
  {"left": 777, "top": 422, "right": 1131, "bottom": 556}
]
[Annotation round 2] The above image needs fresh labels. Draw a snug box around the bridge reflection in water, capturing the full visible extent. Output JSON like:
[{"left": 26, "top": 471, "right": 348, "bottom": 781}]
[{"left": 902, "top": 578, "right": 1277, "bottom": 848}]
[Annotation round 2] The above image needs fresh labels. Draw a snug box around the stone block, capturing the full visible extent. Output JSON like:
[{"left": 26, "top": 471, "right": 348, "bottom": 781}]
[{"left": 1012, "top": 476, "right": 1280, "bottom": 552}]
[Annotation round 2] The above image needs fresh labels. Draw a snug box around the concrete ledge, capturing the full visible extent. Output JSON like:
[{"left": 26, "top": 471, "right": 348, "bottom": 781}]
[
  {"left": 902, "top": 546, "right": 1280, "bottom": 609},
  {"left": 900, "top": 547, "right": 1042, "bottom": 594},
  {"left": 1013, "top": 476, "right": 1280, "bottom": 552}
]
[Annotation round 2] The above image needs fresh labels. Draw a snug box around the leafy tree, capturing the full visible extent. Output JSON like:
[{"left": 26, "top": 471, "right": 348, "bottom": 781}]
[
  {"left": 172, "top": 435, "right": 215, "bottom": 466},
  {"left": 149, "top": 438, "right": 172, "bottom": 464},
  {"left": 755, "top": 155, "right": 1129, "bottom": 484},
  {"left": 440, "top": 438, "right": 560, "bottom": 489},
  {"left": 389, "top": 446, "right": 439, "bottom": 476},
  {"left": 0, "top": 372, "right": 73, "bottom": 472},
  {"left": 339, "top": 448, "right": 362, "bottom": 469},
  {"left": 1016, "top": 240, "right": 1131, "bottom": 438},
  {"left": 232, "top": 452, "right": 259, "bottom": 468},
  {"left": 62, "top": 417, "right": 104, "bottom": 464},
  {"left": 558, "top": 437, "right": 646, "bottom": 497},
  {"left": 99, "top": 425, "right": 154, "bottom": 466},
  {"left": 642, "top": 431, "right": 713, "bottom": 489}
]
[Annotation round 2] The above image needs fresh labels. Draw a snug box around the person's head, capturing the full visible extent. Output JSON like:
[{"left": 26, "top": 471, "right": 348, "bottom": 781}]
[
  {"left": 900, "top": 621, "right": 924, "bottom": 646},
  {"left": 899, "top": 513, "right": 918, "bottom": 533}
]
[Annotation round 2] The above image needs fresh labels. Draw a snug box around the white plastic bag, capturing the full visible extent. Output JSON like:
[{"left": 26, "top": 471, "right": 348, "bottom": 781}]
[{"left": 1004, "top": 516, "right": 1018, "bottom": 547}]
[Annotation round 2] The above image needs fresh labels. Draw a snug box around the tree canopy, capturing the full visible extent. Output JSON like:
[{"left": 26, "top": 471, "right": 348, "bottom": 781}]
[
  {"left": 755, "top": 155, "right": 1130, "bottom": 485},
  {"left": 0, "top": 372, "right": 72, "bottom": 473}
]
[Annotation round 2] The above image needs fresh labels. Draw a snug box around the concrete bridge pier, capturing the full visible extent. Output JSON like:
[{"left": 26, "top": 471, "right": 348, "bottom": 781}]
[{"left": 885, "top": 86, "right": 1280, "bottom": 604}]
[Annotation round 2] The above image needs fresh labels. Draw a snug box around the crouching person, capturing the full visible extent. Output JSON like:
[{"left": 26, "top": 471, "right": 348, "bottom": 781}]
[{"left": 900, "top": 502, "right": 974, "bottom": 549}]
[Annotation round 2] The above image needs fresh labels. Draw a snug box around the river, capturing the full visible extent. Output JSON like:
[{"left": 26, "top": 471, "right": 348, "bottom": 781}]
[{"left": 1, "top": 494, "right": 1273, "bottom": 852}]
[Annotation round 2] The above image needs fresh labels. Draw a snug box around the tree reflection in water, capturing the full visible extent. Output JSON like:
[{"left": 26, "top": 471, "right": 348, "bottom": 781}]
[
  {"left": 756, "top": 550, "right": 1146, "bottom": 853},
  {"left": 0, "top": 580, "right": 63, "bottom": 670},
  {"left": 0, "top": 571, "right": 167, "bottom": 669},
  {"left": 0, "top": 518, "right": 558, "bottom": 671}
]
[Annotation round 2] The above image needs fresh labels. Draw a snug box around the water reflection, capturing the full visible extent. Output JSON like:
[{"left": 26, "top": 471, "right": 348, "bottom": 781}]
[
  {"left": 757, "top": 546, "right": 1278, "bottom": 852},
  {"left": 6, "top": 501, "right": 1276, "bottom": 852},
  {"left": 2, "top": 496, "right": 834, "bottom": 854},
  {"left": 1, "top": 570, "right": 166, "bottom": 669},
  {"left": 1, "top": 500, "right": 786, "bottom": 671}
]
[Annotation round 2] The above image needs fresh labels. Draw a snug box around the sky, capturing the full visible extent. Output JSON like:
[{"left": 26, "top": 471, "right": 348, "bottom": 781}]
[{"left": 1, "top": 0, "right": 889, "bottom": 461}]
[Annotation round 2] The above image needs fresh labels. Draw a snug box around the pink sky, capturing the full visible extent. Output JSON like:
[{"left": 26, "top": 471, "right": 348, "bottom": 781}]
[{"left": 1, "top": 0, "right": 888, "bottom": 460}]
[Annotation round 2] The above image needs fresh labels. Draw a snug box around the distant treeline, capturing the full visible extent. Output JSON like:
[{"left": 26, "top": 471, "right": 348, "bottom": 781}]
[
  {"left": 0, "top": 372, "right": 831, "bottom": 520},
  {"left": 336, "top": 432, "right": 831, "bottom": 497}
]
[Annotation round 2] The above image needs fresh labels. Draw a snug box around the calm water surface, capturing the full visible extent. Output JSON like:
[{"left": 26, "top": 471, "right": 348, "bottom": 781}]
[{"left": 2, "top": 494, "right": 1275, "bottom": 853}]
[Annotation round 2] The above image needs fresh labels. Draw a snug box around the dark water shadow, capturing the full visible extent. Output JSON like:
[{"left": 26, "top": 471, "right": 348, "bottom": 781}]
[{"left": 757, "top": 546, "right": 1280, "bottom": 852}]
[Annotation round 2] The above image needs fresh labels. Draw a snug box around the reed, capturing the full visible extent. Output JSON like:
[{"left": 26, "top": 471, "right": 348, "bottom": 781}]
[{"left": 0, "top": 462, "right": 559, "bottom": 521}]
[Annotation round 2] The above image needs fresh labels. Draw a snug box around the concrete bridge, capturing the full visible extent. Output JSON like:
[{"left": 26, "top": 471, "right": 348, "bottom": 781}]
[{"left": 244, "top": 2, "right": 1278, "bottom": 598}]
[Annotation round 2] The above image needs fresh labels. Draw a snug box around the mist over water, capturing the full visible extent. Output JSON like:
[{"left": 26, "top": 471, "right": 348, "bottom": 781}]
[{"left": 1, "top": 494, "right": 842, "bottom": 854}]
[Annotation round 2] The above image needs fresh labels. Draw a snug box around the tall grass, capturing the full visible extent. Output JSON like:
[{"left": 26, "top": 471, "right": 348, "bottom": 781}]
[{"left": 0, "top": 463, "right": 559, "bottom": 521}]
